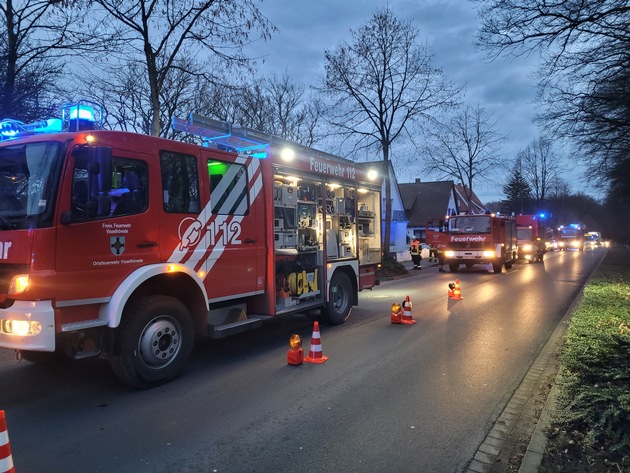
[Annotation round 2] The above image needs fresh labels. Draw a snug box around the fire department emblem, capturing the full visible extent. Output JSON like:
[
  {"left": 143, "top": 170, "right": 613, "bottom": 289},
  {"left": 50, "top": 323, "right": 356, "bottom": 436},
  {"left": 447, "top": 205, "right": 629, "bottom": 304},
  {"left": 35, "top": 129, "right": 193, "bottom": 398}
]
[
  {"left": 110, "top": 236, "right": 126, "bottom": 255},
  {"left": 178, "top": 217, "right": 203, "bottom": 251}
]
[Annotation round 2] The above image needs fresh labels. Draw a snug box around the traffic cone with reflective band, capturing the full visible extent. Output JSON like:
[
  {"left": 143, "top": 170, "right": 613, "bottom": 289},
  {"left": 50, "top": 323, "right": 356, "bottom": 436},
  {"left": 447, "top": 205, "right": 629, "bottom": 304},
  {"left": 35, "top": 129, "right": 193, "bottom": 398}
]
[
  {"left": 452, "top": 279, "right": 463, "bottom": 300},
  {"left": 401, "top": 295, "right": 416, "bottom": 325},
  {"left": 304, "top": 321, "right": 329, "bottom": 363},
  {"left": 0, "top": 410, "right": 15, "bottom": 473}
]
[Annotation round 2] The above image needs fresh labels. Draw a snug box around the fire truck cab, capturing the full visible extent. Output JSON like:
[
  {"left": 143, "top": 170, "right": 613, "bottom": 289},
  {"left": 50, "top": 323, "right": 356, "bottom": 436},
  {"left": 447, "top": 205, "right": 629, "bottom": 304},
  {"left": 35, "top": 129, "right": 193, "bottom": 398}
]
[
  {"left": 0, "top": 103, "right": 382, "bottom": 387},
  {"left": 444, "top": 213, "right": 518, "bottom": 273}
]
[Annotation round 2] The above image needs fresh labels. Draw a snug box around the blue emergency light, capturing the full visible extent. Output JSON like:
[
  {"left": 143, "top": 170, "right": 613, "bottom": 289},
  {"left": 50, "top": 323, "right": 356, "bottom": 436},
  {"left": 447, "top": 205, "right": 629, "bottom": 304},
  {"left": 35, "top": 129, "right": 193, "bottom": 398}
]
[{"left": 0, "top": 100, "right": 102, "bottom": 141}]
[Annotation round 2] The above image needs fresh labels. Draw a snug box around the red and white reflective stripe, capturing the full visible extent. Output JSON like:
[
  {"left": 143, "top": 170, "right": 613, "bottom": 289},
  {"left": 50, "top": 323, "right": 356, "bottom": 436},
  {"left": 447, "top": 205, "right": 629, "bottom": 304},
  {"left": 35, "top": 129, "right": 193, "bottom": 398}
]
[
  {"left": 168, "top": 157, "right": 263, "bottom": 279},
  {"left": 0, "top": 411, "right": 15, "bottom": 473},
  {"left": 309, "top": 334, "right": 323, "bottom": 357}
]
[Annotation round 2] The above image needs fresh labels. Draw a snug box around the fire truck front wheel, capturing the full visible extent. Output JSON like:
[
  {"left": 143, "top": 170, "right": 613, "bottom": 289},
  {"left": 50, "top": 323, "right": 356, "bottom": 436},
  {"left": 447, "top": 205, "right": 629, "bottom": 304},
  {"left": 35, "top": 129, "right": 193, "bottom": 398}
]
[
  {"left": 322, "top": 271, "right": 353, "bottom": 325},
  {"left": 111, "top": 295, "right": 194, "bottom": 388}
]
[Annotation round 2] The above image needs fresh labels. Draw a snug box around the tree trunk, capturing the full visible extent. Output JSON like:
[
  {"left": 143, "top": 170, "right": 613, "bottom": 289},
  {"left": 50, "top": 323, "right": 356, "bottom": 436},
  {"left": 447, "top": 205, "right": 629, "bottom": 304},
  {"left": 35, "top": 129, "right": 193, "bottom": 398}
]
[{"left": 382, "top": 145, "right": 393, "bottom": 260}]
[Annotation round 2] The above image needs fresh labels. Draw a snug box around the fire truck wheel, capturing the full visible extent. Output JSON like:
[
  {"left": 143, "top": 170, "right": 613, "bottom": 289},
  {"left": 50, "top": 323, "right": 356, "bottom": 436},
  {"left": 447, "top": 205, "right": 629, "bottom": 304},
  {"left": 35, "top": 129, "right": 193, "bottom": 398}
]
[
  {"left": 493, "top": 262, "right": 503, "bottom": 273},
  {"left": 448, "top": 263, "right": 459, "bottom": 273},
  {"left": 111, "top": 295, "right": 194, "bottom": 388},
  {"left": 322, "top": 271, "right": 352, "bottom": 325}
]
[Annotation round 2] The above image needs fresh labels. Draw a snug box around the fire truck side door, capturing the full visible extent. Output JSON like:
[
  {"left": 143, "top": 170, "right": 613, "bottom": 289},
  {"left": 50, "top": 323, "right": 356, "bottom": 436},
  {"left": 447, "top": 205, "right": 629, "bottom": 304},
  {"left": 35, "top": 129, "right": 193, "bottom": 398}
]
[
  {"left": 56, "top": 152, "right": 159, "bottom": 302},
  {"left": 161, "top": 151, "right": 265, "bottom": 301}
]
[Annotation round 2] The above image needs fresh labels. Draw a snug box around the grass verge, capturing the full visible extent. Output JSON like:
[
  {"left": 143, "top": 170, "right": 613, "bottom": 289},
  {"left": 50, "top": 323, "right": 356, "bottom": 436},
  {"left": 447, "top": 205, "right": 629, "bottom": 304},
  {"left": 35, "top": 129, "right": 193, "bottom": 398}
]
[{"left": 541, "top": 245, "right": 630, "bottom": 472}]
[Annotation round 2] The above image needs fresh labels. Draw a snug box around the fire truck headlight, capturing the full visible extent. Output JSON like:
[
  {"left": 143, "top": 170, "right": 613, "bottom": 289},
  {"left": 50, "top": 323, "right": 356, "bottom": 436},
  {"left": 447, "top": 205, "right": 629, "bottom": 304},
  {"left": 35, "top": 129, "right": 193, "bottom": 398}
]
[
  {"left": 1, "top": 319, "right": 42, "bottom": 336},
  {"left": 444, "top": 250, "right": 455, "bottom": 257},
  {"left": 571, "top": 240, "right": 580, "bottom": 248},
  {"left": 523, "top": 244, "right": 532, "bottom": 252},
  {"left": 482, "top": 250, "right": 496, "bottom": 258},
  {"left": 8, "top": 274, "right": 29, "bottom": 295}
]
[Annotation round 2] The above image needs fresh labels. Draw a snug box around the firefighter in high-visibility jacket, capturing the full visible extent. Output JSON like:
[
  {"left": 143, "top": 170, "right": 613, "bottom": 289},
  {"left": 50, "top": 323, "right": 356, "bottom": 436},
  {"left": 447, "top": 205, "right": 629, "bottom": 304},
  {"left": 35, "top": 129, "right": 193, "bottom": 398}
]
[{"left": 410, "top": 238, "right": 422, "bottom": 270}]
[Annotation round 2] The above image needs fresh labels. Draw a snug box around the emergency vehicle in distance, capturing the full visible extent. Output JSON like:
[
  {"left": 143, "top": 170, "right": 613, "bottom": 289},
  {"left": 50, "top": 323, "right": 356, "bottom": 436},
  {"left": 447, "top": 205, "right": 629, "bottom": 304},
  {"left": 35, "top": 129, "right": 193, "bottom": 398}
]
[
  {"left": 558, "top": 223, "right": 585, "bottom": 251},
  {"left": 515, "top": 214, "right": 546, "bottom": 263},
  {"left": 443, "top": 212, "right": 518, "bottom": 273},
  {"left": 0, "top": 101, "right": 383, "bottom": 387},
  {"left": 584, "top": 231, "right": 603, "bottom": 248}
]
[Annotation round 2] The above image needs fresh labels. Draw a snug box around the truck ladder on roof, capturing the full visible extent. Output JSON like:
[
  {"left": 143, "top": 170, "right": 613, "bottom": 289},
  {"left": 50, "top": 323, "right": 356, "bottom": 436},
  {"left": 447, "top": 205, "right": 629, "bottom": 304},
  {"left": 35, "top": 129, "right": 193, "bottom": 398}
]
[{"left": 172, "top": 113, "right": 272, "bottom": 152}]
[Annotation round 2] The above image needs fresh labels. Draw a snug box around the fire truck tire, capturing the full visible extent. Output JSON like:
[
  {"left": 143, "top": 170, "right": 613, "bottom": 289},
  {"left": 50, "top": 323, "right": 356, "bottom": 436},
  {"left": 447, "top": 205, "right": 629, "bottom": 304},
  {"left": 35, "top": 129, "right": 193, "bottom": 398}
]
[
  {"left": 111, "top": 295, "right": 194, "bottom": 388},
  {"left": 493, "top": 262, "right": 503, "bottom": 273},
  {"left": 448, "top": 262, "right": 459, "bottom": 272},
  {"left": 322, "top": 271, "right": 352, "bottom": 325},
  {"left": 505, "top": 261, "right": 513, "bottom": 269}
]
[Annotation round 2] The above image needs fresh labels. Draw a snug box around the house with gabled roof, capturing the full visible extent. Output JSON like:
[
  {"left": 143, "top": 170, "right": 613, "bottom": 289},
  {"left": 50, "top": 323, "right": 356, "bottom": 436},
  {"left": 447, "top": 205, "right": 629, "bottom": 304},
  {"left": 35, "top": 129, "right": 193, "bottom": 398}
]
[{"left": 398, "top": 180, "right": 458, "bottom": 242}]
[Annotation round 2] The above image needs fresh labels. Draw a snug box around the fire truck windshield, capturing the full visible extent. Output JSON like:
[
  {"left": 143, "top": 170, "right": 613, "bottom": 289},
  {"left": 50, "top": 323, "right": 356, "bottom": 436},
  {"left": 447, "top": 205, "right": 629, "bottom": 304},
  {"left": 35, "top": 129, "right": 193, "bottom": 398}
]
[
  {"left": 0, "top": 141, "right": 62, "bottom": 227},
  {"left": 448, "top": 215, "right": 491, "bottom": 234}
]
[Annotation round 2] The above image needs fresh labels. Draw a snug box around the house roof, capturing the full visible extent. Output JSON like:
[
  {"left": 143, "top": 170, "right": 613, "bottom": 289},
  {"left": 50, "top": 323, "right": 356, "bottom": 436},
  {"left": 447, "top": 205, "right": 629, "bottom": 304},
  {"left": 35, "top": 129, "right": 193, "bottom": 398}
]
[
  {"left": 398, "top": 180, "right": 456, "bottom": 227},
  {"left": 454, "top": 184, "right": 486, "bottom": 213}
]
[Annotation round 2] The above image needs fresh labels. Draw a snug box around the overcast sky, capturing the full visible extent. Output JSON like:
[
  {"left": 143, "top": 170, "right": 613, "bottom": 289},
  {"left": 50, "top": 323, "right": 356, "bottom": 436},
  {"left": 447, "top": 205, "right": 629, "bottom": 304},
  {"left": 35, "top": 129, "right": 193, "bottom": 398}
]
[{"left": 246, "top": 0, "right": 590, "bottom": 204}]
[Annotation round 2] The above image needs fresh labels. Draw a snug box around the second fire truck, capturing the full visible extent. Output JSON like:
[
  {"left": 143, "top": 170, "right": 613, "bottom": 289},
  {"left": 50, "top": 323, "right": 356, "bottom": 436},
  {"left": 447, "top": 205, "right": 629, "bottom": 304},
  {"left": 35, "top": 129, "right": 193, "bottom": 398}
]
[
  {"left": 0, "top": 103, "right": 382, "bottom": 387},
  {"left": 443, "top": 212, "right": 518, "bottom": 273}
]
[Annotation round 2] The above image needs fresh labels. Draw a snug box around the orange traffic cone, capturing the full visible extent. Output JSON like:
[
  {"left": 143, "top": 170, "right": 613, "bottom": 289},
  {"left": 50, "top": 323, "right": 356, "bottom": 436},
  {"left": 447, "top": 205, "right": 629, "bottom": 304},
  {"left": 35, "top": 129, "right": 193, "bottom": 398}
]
[
  {"left": 452, "top": 279, "right": 463, "bottom": 300},
  {"left": 0, "top": 410, "right": 15, "bottom": 473},
  {"left": 401, "top": 295, "right": 416, "bottom": 325},
  {"left": 304, "top": 321, "right": 329, "bottom": 363}
]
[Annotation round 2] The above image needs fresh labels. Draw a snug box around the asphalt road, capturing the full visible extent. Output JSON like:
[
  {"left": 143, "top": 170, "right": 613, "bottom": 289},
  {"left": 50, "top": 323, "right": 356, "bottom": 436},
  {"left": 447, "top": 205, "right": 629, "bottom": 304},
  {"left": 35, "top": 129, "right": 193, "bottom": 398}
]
[{"left": 0, "top": 247, "right": 605, "bottom": 473}]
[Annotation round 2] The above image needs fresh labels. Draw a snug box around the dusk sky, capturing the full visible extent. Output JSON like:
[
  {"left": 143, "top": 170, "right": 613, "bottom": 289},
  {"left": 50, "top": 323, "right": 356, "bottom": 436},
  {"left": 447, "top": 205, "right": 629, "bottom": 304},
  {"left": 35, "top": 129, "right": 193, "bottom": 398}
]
[{"left": 246, "top": 0, "right": 596, "bottom": 204}]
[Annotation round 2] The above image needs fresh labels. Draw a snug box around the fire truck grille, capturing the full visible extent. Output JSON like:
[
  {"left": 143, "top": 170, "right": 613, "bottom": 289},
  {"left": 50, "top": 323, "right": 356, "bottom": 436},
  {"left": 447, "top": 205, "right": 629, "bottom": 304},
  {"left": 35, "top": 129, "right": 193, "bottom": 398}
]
[
  {"left": 450, "top": 242, "right": 492, "bottom": 250},
  {"left": 0, "top": 264, "right": 29, "bottom": 294}
]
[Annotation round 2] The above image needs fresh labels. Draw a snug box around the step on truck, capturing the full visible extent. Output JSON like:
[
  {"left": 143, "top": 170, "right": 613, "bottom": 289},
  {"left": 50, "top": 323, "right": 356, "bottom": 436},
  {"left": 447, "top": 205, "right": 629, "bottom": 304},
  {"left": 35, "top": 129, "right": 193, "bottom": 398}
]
[
  {"left": 443, "top": 212, "right": 518, "bottom": 273},
  {"left": 0, "top": 102, "right": 382, "bottom": 387}
]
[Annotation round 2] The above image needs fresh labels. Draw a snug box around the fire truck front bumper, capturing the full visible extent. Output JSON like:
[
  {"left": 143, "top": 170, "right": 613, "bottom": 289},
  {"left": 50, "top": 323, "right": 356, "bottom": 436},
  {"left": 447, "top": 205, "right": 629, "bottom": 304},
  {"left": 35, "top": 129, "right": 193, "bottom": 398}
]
[
  {"left": 445, "top": 249, "right": 497, "bottom": 260},
  {"left": 0, "top": 300, "right": 55, "bottom": 351}
]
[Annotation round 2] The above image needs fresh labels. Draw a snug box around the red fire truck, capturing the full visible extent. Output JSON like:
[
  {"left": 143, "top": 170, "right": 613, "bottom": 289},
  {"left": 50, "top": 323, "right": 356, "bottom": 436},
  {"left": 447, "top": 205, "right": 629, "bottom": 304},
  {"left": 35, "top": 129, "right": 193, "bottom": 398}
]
[
  {"left": 0, "top": 102, "right": 382, "bottom": 387},
  {"left": 515, "top": 214, "right": 546, "bottom": 262},
  {"left": 443, "top": 213, "right": 518, "bottom": 273}
]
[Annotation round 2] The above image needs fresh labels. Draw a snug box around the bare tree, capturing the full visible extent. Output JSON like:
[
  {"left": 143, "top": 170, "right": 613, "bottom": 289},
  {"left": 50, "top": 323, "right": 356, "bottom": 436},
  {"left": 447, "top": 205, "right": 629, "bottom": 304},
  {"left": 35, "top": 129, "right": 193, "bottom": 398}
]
[
  {"left": 517, "top": 137, "right": 562, "bottom": 209},
  {"left": 87, "top": 0, "right": 275, "bottom": 136},
  {"left": 320, "top": 6, "right": 459, "bottom": 257},
  {"left": 423, "top": 104, "right": 505, "bottom": 207},
  {"left": 473, "top": 0, "right": 630, "bottom": 206},
  {"left": 0, "top": 0, "right": 107, "bottom": 121},
  {"left": 198, "top": 73, "right": 322, "bottom": 146}
]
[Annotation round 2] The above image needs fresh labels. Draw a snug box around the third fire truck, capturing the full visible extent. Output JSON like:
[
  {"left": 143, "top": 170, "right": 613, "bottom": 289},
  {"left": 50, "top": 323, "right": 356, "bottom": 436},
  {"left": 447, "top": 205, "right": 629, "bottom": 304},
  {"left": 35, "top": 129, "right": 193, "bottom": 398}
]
[
  {"left": 0, "top": 102, "right": 382, "bottom": 387},
  {"left": 558, "top": 223, "right": 585, "bottom": 251},
  {"left": 443, "top": 212, "right": 518, "bottom": 273}
]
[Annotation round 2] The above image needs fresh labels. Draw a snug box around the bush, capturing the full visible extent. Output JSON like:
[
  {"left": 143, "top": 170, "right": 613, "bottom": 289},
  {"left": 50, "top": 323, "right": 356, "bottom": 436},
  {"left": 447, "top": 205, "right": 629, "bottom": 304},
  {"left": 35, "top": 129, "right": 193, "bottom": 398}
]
[{"left": 375, "top": 258, "right": 408, "bottom": 278}]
